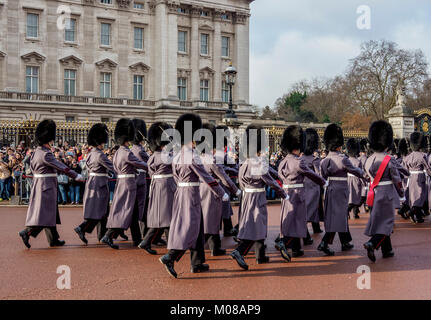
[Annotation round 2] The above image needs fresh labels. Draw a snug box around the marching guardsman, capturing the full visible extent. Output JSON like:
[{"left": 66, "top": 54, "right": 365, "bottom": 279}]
[
  {"left": 230, "top": 125, "right": 288, "bottom": 271},
  {"left": 74, "top": 123, "right": 114, "bottom": 244},
  {"left": 359, "top": 138, "right": 369, "bottom": 211},
  {"left": 101, "top": 119, "right": 148, "bottom": 249},
  {"left": 19, "top": 120, "right": 84, "bottom": 248},
  {"left": 278, "top": 125, "right": 326, "bottom": 259},
  {"left": 346, "top": 138, "right": 363, "bottom": 219},
  {"left": 138, "top": 122, "right": 175, "bottom": 254},
  {"left": 363, "top": 120, "right": 404, "bottom": 262},
  {"left": 397, "top": 138, "right": 411, "bottom": 219},
  {"left": 318, "top": 124, "right": 365, "bottom": 256},
  {"left": 403, "top": 132, "right": 431, "bottom": 223},
  {"left": 130, "top": 118, "right": 149, "bottom": 246},
  {"left": 200, "top": 123, "right": 241, "bottom": 256},
  {"left": 159, "top": 114, "right": 229, "bottom": 279},
  {"left": 301, "top": 128, "right": 323, "bottom": 237}
]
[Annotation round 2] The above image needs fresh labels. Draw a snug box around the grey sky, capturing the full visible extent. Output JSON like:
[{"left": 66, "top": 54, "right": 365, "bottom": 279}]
[{"left": 249, "top": 0, "right": 431, "bottom": 108}]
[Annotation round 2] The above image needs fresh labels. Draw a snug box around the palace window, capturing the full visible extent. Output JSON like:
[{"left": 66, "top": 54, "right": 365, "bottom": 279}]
[
  {"left": 222, "top": 36, "right": 230, "bottom": 57},
  {"left": 100, "top": 72, "right": 112, "bottom": 98},
  {"left": 178, "top": 31, "right": 187, "bottom": 53},
  {"left": 177, "top": 8, "right": 187, "bottom": 14},
  {"left": 101, "top": 23, "right": 111, "bottom": 46},
  {"left": 134, "top": 2, "right": 144, "bottom": 9},
  {"left": 221, "top": 14, "right": 230, "bottom": 20},
  {"left": 200, "top": 11, "right": 209, "bottom": 17},
  {"left": 201, "top": 34, "right": 209, "bottom": 55},
  {"left": 64, "top": 69, "right": 76, "bottom": 96},
  {"left": 26, "top": 13, "right": 39, "bottom": 38},
  {"left": 133, "top": 75, "right": 144, "bottom": 100},
  {"left": 222, "top": 81, "right": 229, "bottom": 103},
  {"left": 65, "top": 18, "right": 76, "bottom": 42},
  {"left": 200, "top": 80, "right": 210, "bottom": 102},
  {"left": 100, "top": 0, "right": 112, "bottom": 4},
  {"left": 134, "top": 27, "right": 144, "bottom": 49},
  {"left": 177, "top": 78, "right": 187, "bottom": 101},
  {"left": 65, "top": 116, "right": 76, "bottom": 122},
  {"left": 25, "top": 66, "right": 39, "bottom": 93}
]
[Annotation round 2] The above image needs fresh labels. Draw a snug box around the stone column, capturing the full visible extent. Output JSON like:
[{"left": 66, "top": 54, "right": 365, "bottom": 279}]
[
  {"left": 212, "top": 10, "right": 223, "bottom": 102},
  {"left": 82, "top": 3, "right": 95, "bottom": 96},
  {"left": 117, "top": 10, "right": 130, "bottom": 98},
  {"left": 45, "top": 1, "right": 59, "bottom": 94},
  {"left": 166, "top": 2, "right": 179, "bottom": 100},
  {"left": 190, "top": 6, "right": 201, "bottom": 102},
  {"left": 233, "top": 12, "right": 250, "bottom": 106},
  {"left": 153, "top": 1, "right": 168, "bottom": 101},
  {"left": 5, "top": 0, "right": 19, "bottom": 91}
]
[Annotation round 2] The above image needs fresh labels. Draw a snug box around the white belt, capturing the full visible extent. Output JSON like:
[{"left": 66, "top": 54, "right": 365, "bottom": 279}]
[
  {"left": 136, "top": 169, "right": 146, "bottom": 173},
  {"left": 89, "top": 173, "right": 109, "bottom": 177},
  {"left": 347, "top": 173, "right": 357, "bottom": 178},
  {"left": 283, "top": 184, "right": 304, "bottom": 189},
  {"left": 117, "top": 174, "right": 135, "bottom": 178},
  {"left": 152, "top": 174, "right": 173, "bottom": 179},
  {"left": 376, "top": 181, "right": 393, "bottom": 186},
  {"left": 243, "top": 188, "right": 265, "bottom": 193},
  {"left": 328, "top": 177, "right": 348, "bottom": 181},
  {"left": 178, "top": 182, "right": 200, "bottom": 187},
  {"left": 410, "top": 171, "right": 425, "bottom": 174},
  {"left": 34, "top": 173, "right": 57, "bottom": 178}
]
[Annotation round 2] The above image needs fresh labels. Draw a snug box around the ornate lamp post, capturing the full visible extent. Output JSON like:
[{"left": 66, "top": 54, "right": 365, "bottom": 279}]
[{"left": 224, "top": 63, "right": 237, "bottom": 119}]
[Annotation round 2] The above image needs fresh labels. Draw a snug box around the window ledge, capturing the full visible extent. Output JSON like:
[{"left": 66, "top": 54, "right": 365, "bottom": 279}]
[
  {"left": 64, "top": 42, "right": 78, "bottom": 47},
  {"left": 25, "top": 37, "right": 41, "bottom": 42},
  {"left": 100, "top": 45, "right": 113, "bottom": 50},
  {"left": 178, "top": 51, "right": 188, "bottom": 56},
  {"left": 133, "top": 49, "right": 145, "bottom": 54}
]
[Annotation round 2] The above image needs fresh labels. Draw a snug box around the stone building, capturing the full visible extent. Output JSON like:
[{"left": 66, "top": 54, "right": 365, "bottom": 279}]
[{"left": 0, "top": 0, "right": 254, "bottom": 126}]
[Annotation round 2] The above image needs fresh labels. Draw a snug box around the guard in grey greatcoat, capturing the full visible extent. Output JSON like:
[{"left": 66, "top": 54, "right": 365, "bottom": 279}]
[
  {"left": 359, "top": 138, "right": 369, "bottom": 212},
  {"left": 403, "top": 132, "right": 431, "bottom": 223},
  {"left": 277, "top": 125, "right": 326, "bottom": 260},
  {"left": 159, "top": 114, "right": 228, "bottom": 279},
  {"left": 230, "top": 125, "right": 288, "bottom": 271},
  {"left": 19, "top": 120, "right": 83, "bottom": 248},
  {"left": 317, "top": 124, "right": 365, "bottom": 256},
  {"left": 301, "top": 128, "right": 323, "bottom": 237},
  {"left": 346, "top": 138, "right": 363, "bottom": 219},
  {"left": 74, "top": 123, "right": 114, "bottom": 244},
  {"left": 101, "top": 119, "right": 148, "bottom": 250},
  {"left": 397, "top": 138, "right": 411, "bottom": 219},
  {"left": 199, "top": 123, "right": 241, "bottom": 256},
  {"left": 138, "top": 122, "right": 175, "bottom": 255},
  {"left": 363, "top": 120, "right": 404, "bottom": 262}
]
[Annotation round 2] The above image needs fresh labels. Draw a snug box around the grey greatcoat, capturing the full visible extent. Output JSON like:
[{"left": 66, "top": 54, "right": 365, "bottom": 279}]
[
  {"left": 238, "top": 157, "right": 287, "bottom": 241},
  {"left": 215, "top": 151, "right": 237, "bottom": 219},
  {"left": 130, "top": 144, "right": 148, "bottom": 221},
  {"left": 168, "top": 146, "right": 225, "bottom": 251},
  {"left": 106, "top": 145, "right": 148, "bottom": 229},
  {"left": 279, "top": 154, "right": 325, "bottom": 238},
  {"left": 347, "top": 156, "right": 363, "bottom": 206},
  {"left": 364, "top": 152, "right": 404, "bottom": 236},
  {"left": 403, "top": 151, "right": 431, "bottom": 208},
  {"left": 320, "top": 151, "right": 364, "bottom": 233},
  {"left": 25, "top": 146, "right": 78, "bottom": 227},
  {"left": 397, "top": 156, "right": 410, "bottom": 206},
  {"left": 146, "top": 150, "right": 176, "bottom": 228},
  {"left": 200, "top": 153, "right": 239, "bottom": 234},
  {"left": 300, "top": 154, "right": 321, "bottom": 223},
  {"left": 359, "top": 154, "right": 368, "bottom": 197},
  {"left": 83, "top": 148, "right": 114, "bottom": 220}
]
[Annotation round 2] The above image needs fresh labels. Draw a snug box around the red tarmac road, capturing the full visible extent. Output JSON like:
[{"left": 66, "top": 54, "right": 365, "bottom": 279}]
[{"left": 1, "top": 204, "right": 431, "bottom": 300}]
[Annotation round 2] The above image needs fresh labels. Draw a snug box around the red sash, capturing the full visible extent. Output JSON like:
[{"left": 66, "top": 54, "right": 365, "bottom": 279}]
[{"left": 366, "top": 155, "right": 391, "bottom": 207}]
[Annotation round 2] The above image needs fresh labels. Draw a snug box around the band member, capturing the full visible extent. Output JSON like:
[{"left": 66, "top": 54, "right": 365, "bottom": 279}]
[
  {"left": 199, "top": 123, "right": 241, "bottom": 256},
  {"left": 159, "top": 114, "right": 228, "bottom": 278},
  {"left": 397, "top": 138, "right": 411, "bottom": 219},
  {"left": 230, "top": 125, "right": 288, "bottom": 271},
  {"left": 363, "top": 120, "right": 404, "bottom": 262},
  {"left": 101, "top": 119, "right": 148, "bottom": 249},
  {"left": 403, "top": 132, "right": 431, "bottom": 223},
  {"left": 19, "top": 120, "right": 84, "bottom": 248},
  {"left": 74, "top": 123, "right": 113, "bottom": 244},
  {"left": 346, "top": 138, "right": 362, "bottom": 219},
  {"left": 278, "top": 125, "right": 326, "bottom": 259},
  {"left": 301, "top": 128, "right": 323, "bottom": 238},
  {"left": 318, "top": 124, "right": 365, "bottom": 256},
  {"left": 138, "top": 122, "right": 175, "bottom": 254}
]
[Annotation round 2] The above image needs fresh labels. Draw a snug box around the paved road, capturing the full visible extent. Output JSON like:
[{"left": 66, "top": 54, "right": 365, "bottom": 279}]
[{"left": 1, "top": 205, "right": 431, "bottom": 300}]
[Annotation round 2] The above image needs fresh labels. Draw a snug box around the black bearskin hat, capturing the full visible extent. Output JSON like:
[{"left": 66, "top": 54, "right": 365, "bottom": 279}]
[
  {"left": 215, "top": 125, "right": 230, "bottom": 150},
  {"left": 410, "top": 131, "right": 427, "bottom": 152},
  {"left": 281, "top": 125, "right": 304, "bottom": 153},
  {"left": 35, "top": 119, "right": 56, "bottom": 146},
  {"left": 360, "top": 138, "right": 369, "bottom": 153},
  {"left": 242, "top": 124, "right": 266, "bottom": 158},
  {"left": 323, "top": 123, "right": 344, "bottom": 151},
  {"left": 131, "top": 119, "right": 147, "bottom": 144},
  {"left": 303, "top": 128, "right": 319, "bottom": 156},
  {"left": 147, "top": 122, "right": 172, "bottom": 152},
  {"left": 346, "top": 138, "right": 360, "bottom": 157},
  {"left": 198, "top": 123, "right": 216, "bottom": 153},
  {"left": 175, "top": 113, "right": 202, "bottom": 145},
  {"left": 114, "top": 118, "right": 135, "bottom": 145},
  {"left": 368, "top": 120, "right": 393, "bottom": 152},
  {"left": 87, "top": 123, "right": 109, "bottom": 147},
  {"left": 398, "top": 138, "right": 409, "bottom": 157}
]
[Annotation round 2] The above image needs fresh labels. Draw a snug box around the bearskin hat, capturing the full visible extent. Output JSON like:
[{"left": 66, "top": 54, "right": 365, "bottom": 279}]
[
  {"left": 215, "top": 125, "right": 230, "bottom": 150},
  {"left": 303, "top": 128, "right": 319, "bottom": 156},
  {"left": 35, "top": 119, "right": 56, "bottom": 146},
  {"left": 368, "top": 120, "right": 393, "bottom": 152},
  {"left": 410, "top": 131, "right": 427, "bottom": 152},
  {"left": 346, "top": 138, "right": 360, "bottom": 157},
  {"left": 114, "top": 118, "right": 135, "bottom": 145},
  {"left": 281, "top": 125, "right": 304, "bottom": 154},
  {"left": 131, "top": 119, "right": 147, "bottom": 144},
  {"left": 87, "top": 123, "right": 109, "bottom": 147},
  {"left": 323, "top": 124, "right": 344, "bottom": 151},
  {"left": 197, "top": 123, "right": 216, "bottom": 154},
  {"left": 359, "top": 138, "right": 369, "bottom": 153},
  {"left": 242, "top": 124, "right": 265, "bottom": 158},
  {"left": 147, "top": 122, "right": 172, "bottom": 152},
  {"left": 175, "top": 113, "right": 202, "bottom": 145},
  {"left": 398, "top": 138, "right": 409, "bottom": 157}
]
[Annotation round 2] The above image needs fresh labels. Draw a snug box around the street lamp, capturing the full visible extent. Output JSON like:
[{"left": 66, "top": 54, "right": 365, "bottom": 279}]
[{"left": 224, "top": 63, "right": 237, "bottom": 119}]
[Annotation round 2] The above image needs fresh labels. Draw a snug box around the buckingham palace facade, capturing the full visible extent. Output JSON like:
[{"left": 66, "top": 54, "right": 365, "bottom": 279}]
[{"left": 0, "top": 0, "right": 254, "bottom": 126}]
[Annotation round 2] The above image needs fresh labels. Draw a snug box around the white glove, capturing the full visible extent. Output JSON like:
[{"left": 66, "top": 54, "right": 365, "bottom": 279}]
[
  {"left": 284, "top": 194, "right": 290, "bottom": 201},
  {"left": 75, "top": 174, "right": 85, "bottom": 182},
  {"left": 399, "top": 196, "right": 406, "bottom": 202},
  {"left": 324, "top": 180, "right": 329, "bottom": 188},
  {"left": 235, "top": 189, "right": 242, "bottom": 197},
  {"left": 222, "top": 193, "right": 230, "bottom": 202}
]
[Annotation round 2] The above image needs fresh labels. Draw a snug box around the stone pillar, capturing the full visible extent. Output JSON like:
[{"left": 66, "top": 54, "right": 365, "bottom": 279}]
[
  {"left": 190, "top": 6, "right": 201, "bottom": 102},
  {"left": 117, "top": 10, "right": 130, "bottom": 98},
  {"left": 153, "top": 1, "right": 168, "bottom": 100},
  {"left": 387, "top": 85, "right": 415, "bottom": 139},
  {"left": 82, "top": 3, "right": 95, "bottom": 96},
  {"left": 234, "top": 12, "right": 250, "bottom": 106},
  {"left": 166, "top": 2, "right": 179, "bottom": 100},
  {"left": 213, "top": 10, "right": 223, "bottom": 102},
  {"left": 46, "top": 1, "right": 59, "bottom": 94},
  {"left": 5, "top": 0, "right": 19, "bottom": 91}
]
